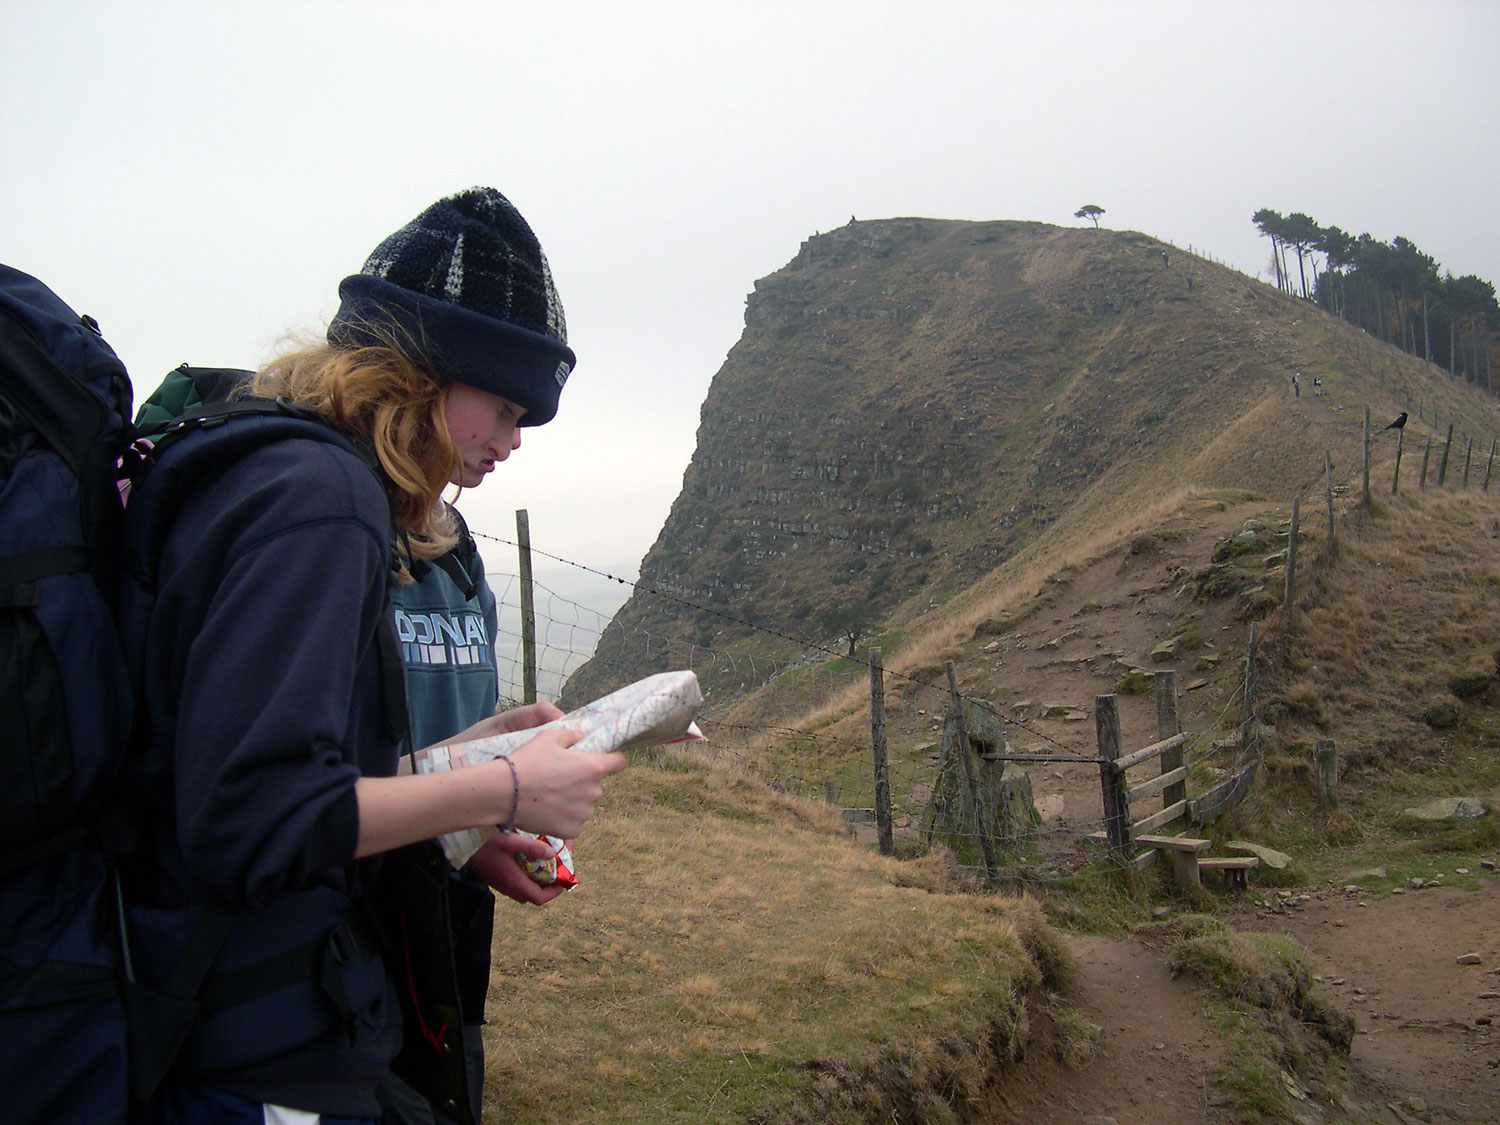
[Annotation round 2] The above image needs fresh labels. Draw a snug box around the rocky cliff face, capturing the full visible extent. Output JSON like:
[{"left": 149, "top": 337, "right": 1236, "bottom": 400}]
[{"left": 559, "top": 217, "right": 1374, "bottom": 709}]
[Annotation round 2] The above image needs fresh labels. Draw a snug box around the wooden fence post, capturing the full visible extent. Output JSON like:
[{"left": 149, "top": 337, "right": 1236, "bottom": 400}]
[
  {"left": 946, "top": 660, "right": 998, "bottom": 882},
  {"left": 1095, "top": 693, "right": 1130, "bottom": 856},
  {"left": 1361, "top": 407, "right": 1371, "bottom": 509},
  {"left": 1391, "top": 427, "right": 1404, "bottom": 495},
  {"left": 515, "top": 509, "right": 537, "bottom": 704},
  {"left": 1438, "top": 423, "right": 1454, "bottom": 486},
  {"left": 1324, "top": 450, "right": 1336, "bottom": 546},
  {"left": 1241, "top": 621, "right": 1259, "bottom": 753},
  {"left": 1283, "top": 498, "right": 1299, "bottom": 615},
  {"left": 1155, "top": 670, "right": 1185, "bottom": 810},
  {"left": 1420, "top": 434, "right": 1432, "bottom": 488},
  {"left": 1315, "top": 740, "right": 1339, "bottom": 808},
  {"left": 1463, "top": 437, "right": 1473, "bottom": 489},
  {"left": 870, "top": 648, "right": 893, "bottom": 856},
  {"left": 1485, "top": 438, "right": 1496, "bottom": 491},
  {"left": 1282, "top": 499, "right": 1299, "bottom": 665}
]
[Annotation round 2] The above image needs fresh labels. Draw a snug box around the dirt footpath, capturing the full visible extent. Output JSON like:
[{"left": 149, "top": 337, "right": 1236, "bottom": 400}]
[
  {"left": 987, "top": 879, "right": 1499, "bottom": 1124},
  {"left": 1232, "top": 878, "right": 1500, "bottom": 1123},
  {"left": 987, "top": 932, "right": 1236, "bottom": 1124}
]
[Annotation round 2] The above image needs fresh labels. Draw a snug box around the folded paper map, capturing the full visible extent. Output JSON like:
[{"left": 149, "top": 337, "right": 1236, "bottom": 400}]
[{"left": 413, "top": 670, "right": 704, "bottom": 867}]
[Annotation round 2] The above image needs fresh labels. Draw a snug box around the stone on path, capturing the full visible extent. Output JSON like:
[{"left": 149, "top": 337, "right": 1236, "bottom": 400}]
[
  {"left": 1226, "top": 839, "right": 1292, "bottom": 869},
  {"left": 1398, "top": 796, "right": 1488, "bottom": 822}
]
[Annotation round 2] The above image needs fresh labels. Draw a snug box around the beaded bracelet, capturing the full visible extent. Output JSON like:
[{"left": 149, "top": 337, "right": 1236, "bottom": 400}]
[{"left": 500, "top": 755, "right": 520, "bottom": 833}]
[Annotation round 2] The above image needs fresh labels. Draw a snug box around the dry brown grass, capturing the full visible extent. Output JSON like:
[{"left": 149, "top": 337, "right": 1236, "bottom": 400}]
[
  {"left": 1208, "top": 484, "right": 1500, "bottom": 873},
  {"left": 1273, "top": 489, "right": 1500, "bottom": 759},
  {"left": 481, "top": 745, "right": 1069, "bottom": 1123},
  {"left": 530, "top": 221, "right": 1500, "bottom": 1125}
]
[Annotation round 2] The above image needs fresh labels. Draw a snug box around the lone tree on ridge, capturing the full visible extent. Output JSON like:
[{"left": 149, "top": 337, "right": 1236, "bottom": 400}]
[{"left": 1075, "top": 204, "right": 1105, "bottom": 228}]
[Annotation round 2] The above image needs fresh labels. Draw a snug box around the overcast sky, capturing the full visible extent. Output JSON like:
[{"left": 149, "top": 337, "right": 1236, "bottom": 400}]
[{"left": 5, "top": 1, "right": 1497, "bottom": 585}]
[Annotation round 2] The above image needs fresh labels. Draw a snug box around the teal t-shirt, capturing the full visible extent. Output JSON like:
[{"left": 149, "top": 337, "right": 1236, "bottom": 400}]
[{"left": 389, "top": 518, "right": 499, "bottom": 751}]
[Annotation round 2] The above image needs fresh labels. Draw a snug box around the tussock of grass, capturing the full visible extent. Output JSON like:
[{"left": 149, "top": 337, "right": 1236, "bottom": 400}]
[
  {"left": 1154, "top": 916, "right": 1355, "bottom": 1123},
  {"left": 1042, "top": 1000, "right": 1101, "bottom": 1068},
  {"left": 1167, "top": 920, "right": 1306, "bottom": 1011},
  {"left": 1035, "top": 862, "right": 1160, "bottom": 937},
  {"left": 482, "top": 749, "right": 1067, "bottom": 1123}
]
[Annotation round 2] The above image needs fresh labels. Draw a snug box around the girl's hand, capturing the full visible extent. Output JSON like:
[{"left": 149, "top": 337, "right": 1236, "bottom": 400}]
[
  {"left": 506, "top": 730, "right": 626, "bottom": 839},
  {"left": 491, "top": 701, "right": 565, "bottom": 734},
  {"left": 467, "top": 831, "right": 570, "bottom": 905}
]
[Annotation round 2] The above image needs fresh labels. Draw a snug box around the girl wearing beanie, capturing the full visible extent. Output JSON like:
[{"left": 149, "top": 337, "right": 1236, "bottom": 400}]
[{"left": 121, "top": 188, "right": 620, "bottom": 1124}]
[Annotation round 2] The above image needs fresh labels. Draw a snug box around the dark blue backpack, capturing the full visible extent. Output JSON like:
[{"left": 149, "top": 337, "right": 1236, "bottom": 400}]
[
  {"left": 0, "top": 266, "right": 408, "bottom": 1121},
  {"left": 0, "top": 264, "right": 137, "bottom": 1124}
]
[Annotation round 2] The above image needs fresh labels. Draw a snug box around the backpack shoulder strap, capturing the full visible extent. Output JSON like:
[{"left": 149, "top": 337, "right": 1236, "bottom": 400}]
[
  {"left": 429, "top": 506, "right": 480, "bottom": 601},
  {"left": 123, "top": 397, "right": 377, "bottom": 586}
]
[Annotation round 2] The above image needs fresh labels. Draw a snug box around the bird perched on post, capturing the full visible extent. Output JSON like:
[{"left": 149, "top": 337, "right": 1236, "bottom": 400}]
[{"left": 1385, "top": 411, "right": 1408, "bottom": 430}]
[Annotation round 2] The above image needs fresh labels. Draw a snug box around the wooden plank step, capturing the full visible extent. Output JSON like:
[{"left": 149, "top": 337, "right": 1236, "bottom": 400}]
[
  {"left": 1198, "top": 857, "right": 1260, "bottom": 870},
  {"left": 1134, "top": 834, "right": 1212, "bottom": 852},
  {"left": 1129, "top": 849, "right": 1159, "bottom": 872}
]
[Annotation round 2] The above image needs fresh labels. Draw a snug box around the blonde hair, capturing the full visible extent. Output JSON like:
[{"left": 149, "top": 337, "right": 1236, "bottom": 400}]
[{"left": 247, "top": 339, "right": 459, "bottom": 567}]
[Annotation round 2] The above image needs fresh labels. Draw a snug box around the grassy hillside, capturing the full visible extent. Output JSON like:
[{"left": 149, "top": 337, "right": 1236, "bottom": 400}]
[
  {"left": 477, "top": 480, "right": 1500, "bottom": 1122},
  {"left": 563, "top": 219, "right": 1499, "bottom": 723},
  {"left": 487, "top": 218, "right": 1500, "bottom": 1122}
]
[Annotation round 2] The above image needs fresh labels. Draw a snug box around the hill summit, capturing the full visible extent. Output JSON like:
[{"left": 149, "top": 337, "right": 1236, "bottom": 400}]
[{"left": 562, "top": 217, "right": 1493, "bottom": 709}]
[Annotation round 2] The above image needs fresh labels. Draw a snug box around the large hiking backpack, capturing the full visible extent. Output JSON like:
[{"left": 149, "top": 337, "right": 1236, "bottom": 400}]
[
  {"left": 0, "top": 265, "right": 135, "bottom": 865},
  {"left": 0, "top": 267, "right": 411, "bottom": 1120},
  {"left": 0, "top": 264, "right": 138, "bottom": 1124}
]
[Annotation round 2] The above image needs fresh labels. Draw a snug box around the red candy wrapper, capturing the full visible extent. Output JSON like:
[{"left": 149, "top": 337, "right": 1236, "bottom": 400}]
[{"left": 515, "top": 833, "right": 577, "bottom": 888}]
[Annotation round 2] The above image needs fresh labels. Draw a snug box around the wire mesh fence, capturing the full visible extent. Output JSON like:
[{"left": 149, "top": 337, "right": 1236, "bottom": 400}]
[
  {"left": 470, "top": 524, "right": 1286, "bottom": 878},
  {"left": 462, "top": 399, "right": 1498, "bottom": 875}
]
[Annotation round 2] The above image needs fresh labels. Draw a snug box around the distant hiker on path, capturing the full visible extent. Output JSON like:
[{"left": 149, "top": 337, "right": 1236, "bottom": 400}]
[
  {"left": 1312, "top": 375, "right": 1323, "bottom": 396},
  {"left": 1292, "top": 373, "right": 1300, "bottom": 397}
]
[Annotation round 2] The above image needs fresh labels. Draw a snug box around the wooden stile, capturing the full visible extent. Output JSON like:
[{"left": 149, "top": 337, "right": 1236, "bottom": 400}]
[{"left": 1109, "top": 731, "right": 1187, "bottom": 775}]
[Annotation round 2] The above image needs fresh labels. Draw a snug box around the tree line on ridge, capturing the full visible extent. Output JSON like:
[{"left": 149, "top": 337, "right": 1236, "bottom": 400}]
[{"left": 1253, "top": 208, "right": 1497, "bottom": 391}]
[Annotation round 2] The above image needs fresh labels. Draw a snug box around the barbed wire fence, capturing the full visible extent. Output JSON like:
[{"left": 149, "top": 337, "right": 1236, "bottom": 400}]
[
  {"left": 466, "top": 520, "right": 1270, "bottom": 880},
  {"left": 462, "top": 394, "right": 1497, "bottom": 879}
]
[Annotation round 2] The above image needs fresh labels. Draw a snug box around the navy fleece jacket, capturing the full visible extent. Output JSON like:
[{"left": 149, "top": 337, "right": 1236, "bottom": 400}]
[{"left": 126, "top": 436, "right": 403, "bottom": 1113}]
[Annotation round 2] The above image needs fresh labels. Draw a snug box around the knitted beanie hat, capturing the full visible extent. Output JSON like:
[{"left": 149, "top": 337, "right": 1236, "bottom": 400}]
[{"left": 327, "top": 187, "right": 574, "bottom": 427}]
